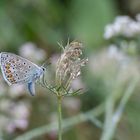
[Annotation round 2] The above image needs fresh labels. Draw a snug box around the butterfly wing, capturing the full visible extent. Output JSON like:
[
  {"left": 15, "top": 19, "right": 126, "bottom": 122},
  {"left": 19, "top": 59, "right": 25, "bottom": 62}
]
[
  {"left": 0, "top": 52, "right": 43, "bottom": 86},
  {"left": 27, "top": 82, "right": 35, "bottom": 96}
]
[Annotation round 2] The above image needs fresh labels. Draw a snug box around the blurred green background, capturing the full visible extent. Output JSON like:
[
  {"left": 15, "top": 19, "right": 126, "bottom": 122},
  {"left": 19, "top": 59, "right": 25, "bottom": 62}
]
[{"left": 0, "top": 0, "right": 140, "bottom": 140}]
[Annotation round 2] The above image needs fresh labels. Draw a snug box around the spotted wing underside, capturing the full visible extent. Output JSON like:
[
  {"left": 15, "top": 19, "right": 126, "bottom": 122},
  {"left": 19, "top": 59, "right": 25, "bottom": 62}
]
[{"left": 0, "top": 52, "right": 39, "bottom": 85}]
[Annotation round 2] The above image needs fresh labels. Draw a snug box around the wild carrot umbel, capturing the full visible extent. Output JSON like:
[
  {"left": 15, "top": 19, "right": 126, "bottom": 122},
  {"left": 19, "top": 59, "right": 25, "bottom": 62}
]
[{"left": 39, "top": 41, "right": 88, "bottom": 140}]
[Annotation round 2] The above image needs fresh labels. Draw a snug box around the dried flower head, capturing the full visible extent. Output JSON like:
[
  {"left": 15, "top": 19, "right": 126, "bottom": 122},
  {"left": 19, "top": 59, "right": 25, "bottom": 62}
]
[{"left": 56, "top": 41, "right": 88, "bottom": 91}]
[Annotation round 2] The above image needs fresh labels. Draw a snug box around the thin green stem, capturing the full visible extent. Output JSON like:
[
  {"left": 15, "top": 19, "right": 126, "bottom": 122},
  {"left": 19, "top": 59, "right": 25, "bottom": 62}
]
[
  {"left": 57, "top": 95, "right": 62, "bottom": 140},
  {"left": 14, "top": 103, "right": 104, "bottom": 140}
]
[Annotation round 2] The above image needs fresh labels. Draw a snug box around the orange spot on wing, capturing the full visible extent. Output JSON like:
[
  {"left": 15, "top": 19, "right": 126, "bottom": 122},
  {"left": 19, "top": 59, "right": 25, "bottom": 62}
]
[
  {"left": 6, "top": 70, "right": 11, "bottom": 74},
  {"left": 5, "top": 65, "right": 10, "bottom": 69},
  {"left": 8, "top": 74, "right": 13, "bottom": 78},
  {"left": 9, "top": 78, "right": 16, "bottom": 83},
  {"left": 8, "top": 74, "right": 16, "bottom": 83},
  {"left": 5, "top": 63, "right": 11, "bottom": 70}
]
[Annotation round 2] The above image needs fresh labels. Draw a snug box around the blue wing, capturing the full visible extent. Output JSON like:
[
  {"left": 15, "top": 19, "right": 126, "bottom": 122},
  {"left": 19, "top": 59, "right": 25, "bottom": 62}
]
[{"left": 27, "top": 82, "right": 35, "bottom": 96}]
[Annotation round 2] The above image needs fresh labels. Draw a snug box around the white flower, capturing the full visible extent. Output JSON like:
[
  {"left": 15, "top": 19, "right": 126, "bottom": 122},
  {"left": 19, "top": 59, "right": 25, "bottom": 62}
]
[
  {"left": 19, "top": 42, "right": 46, "bottom": 63},
  {"left": 107, "top": 44, "right": 125, "bottom": 61},
  {"left": 104, "top": 24, "right": 115, "bottom": 39},
  {"left": 104, "top": 15, "right": 140, "bottom": 39},
  {"left": 6, "top": 119, "right": 28, "bottom": 133},
  {"left": 8, "top": 85, "right": 25, "bottom": 98},
  {"left": 6, "top": 102, "right": 30, "bottom": 133},
  {"left": 0, "top": 100, "right": 30, "bottom": 133},
  {"left": 10, "top": 102, "right": 30, "bottom": 119}
]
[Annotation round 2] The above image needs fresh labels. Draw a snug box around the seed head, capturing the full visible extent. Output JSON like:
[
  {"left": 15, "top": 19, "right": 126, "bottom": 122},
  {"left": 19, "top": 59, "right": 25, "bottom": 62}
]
[{"left": 56, "top": 41, "right": 88, "bottom": 88}]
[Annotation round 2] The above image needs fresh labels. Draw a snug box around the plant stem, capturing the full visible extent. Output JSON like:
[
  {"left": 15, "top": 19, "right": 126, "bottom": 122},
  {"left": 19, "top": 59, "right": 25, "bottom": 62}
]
[
  {"left": 57, "top": 95, "right": 62, "bottom": 140},
  {"left": 14, "top": 104, "right": 104, "bottom": 140},
  {"left": 101, "top": 77, "right": 139, "bottom": 140}
]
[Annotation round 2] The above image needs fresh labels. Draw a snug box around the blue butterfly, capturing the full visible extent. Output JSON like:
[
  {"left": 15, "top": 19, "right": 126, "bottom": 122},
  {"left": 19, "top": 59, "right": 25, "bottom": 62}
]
[{"left": 0, "top": 52, "right": 45, "bottom": 96}]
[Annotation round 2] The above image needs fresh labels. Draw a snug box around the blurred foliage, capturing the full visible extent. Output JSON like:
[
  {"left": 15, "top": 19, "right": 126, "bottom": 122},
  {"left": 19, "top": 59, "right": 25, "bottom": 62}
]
[
  {"left": 1, "top": 0, "right": 140, "bottom": 140},
  {"left": 0, "top": 0, "right": 116, "bottom": 53}
]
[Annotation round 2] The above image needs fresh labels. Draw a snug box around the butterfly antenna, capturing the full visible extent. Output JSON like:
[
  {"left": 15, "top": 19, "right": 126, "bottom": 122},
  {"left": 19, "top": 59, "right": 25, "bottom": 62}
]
[{"left": 41, "top": 58, "right": 51, "bottom": 69}]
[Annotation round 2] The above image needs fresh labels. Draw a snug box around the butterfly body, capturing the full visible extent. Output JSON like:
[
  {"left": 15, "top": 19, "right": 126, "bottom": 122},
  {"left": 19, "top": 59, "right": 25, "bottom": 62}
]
[{"left": 0, "top": 52, "right": 45, "bottom": 96}]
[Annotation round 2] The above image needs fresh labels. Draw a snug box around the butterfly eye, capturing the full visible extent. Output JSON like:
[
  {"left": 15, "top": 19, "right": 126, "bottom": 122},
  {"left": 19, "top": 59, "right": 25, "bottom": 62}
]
[{"left": 41, "top": 67, "right": 46, "bottom": 71}]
